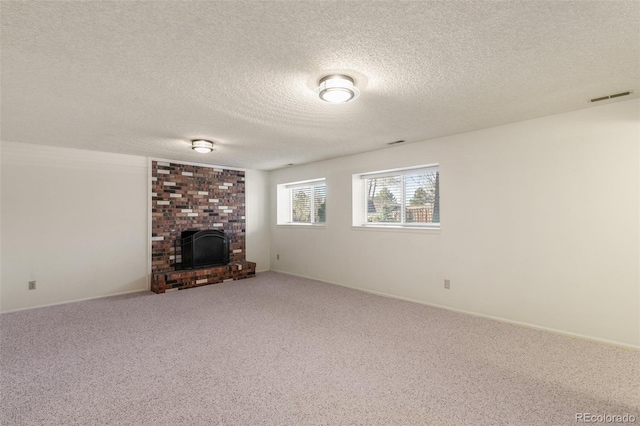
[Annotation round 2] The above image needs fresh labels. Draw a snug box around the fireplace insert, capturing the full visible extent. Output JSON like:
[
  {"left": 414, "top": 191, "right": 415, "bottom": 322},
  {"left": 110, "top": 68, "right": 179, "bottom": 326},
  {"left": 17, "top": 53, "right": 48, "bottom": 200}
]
[{"left": 179, "top": 230, "right": 229, "bottom": 269}]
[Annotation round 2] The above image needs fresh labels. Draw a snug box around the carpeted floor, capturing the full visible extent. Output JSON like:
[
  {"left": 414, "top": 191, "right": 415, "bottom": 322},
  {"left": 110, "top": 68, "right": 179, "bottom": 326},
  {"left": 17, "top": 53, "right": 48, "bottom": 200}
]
[{"left": 1, "top": 272, "right": 638, "bottom": 425}]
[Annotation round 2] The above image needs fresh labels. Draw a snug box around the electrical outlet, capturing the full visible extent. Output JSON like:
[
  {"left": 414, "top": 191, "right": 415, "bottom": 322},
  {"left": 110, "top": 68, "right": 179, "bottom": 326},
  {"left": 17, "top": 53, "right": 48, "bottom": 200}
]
[
  {"left": 277, "top": 254, "right": 280, "bottom": 260},
  {"left": 444, "top": 279, "right": 450, "bottom": 289},
  {"left": 28, "top": 281, "right": 36, "bottom": 290}
]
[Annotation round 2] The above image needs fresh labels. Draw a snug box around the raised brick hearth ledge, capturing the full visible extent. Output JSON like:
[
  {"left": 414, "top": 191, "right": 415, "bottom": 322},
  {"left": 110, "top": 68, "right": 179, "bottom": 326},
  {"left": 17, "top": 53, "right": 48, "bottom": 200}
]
[{"left": 151, "top": 261, "right": 256, "bottom": 294}]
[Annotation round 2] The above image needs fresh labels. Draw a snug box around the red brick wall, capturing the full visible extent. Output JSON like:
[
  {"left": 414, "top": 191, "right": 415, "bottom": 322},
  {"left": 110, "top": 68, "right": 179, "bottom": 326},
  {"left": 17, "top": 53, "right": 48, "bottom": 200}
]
[{"left": 151, "top": 161, "right": 246, "bottom": 273}]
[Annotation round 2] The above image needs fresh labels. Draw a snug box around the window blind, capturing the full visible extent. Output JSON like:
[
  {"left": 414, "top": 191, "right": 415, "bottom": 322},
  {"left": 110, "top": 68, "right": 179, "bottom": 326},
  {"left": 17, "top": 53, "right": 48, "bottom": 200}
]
[{"left": 362, "top": 166, "right": 439, "bottom": 226}]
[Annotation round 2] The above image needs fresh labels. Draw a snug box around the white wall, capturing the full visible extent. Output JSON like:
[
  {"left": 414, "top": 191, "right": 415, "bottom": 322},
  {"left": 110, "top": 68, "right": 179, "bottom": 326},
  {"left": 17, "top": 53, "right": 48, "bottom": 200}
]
[
  {"left": 1, "top": 143, "right": 271, "bottom": 311},
  {"left": 270, "top": 99, "right": 640, "bottom": 348},
  {"left": 1, "top": 142, "right": 149, "bottom": 311},
  {"left": 0, "top": 142, "right": 3, "bottom": 310},
  {"left": 245, "top": 169, "right": 271, "bottom": 271}
]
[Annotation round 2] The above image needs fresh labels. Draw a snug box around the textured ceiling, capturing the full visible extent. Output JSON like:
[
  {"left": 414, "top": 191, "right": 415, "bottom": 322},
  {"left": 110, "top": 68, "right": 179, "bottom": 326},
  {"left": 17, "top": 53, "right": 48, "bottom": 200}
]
[{"left": 1, "top": 1, "right": 639, "bottom": 171}]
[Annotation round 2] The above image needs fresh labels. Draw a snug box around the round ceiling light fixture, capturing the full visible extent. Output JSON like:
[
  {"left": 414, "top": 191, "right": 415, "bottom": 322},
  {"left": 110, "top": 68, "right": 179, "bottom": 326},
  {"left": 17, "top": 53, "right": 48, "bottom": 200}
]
[
  {"left": 316, "top": 75, "right": 360, "bottom": 103},
  {"left": 191, "top": 139, "right": 214, "bottom": 153}
]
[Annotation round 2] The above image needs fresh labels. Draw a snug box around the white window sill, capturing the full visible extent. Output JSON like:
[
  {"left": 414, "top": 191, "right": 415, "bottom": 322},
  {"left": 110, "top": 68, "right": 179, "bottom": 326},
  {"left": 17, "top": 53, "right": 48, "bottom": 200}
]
[
  {"left": 351, "top": 225, "right": 440, "bottom": 234},
  {"left": 277, "top": 224, "right": 326, "bottom": 229}
]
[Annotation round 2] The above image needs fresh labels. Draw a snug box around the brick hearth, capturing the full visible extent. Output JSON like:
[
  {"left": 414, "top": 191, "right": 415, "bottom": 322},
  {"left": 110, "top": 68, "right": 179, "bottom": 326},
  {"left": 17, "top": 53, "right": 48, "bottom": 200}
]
[{"left": 152, "top": 261, "right": 256, "bottom": 293}]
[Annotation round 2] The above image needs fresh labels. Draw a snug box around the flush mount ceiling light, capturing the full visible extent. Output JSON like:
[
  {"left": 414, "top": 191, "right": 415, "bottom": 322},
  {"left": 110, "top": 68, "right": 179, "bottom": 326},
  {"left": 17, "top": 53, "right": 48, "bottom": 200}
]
[
  {"left": 316, "top": 75, "right": 360, "bottom": 103},
  {"left": 191, "top": 139, "right": 214, "bottom": 153}
]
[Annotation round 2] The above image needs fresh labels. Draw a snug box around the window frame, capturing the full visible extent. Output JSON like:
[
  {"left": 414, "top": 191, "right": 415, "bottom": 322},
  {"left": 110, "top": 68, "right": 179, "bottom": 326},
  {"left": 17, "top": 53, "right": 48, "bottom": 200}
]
[
  {"left": 356, "top": 164, "right": 440, "bottom": 230},
  {"left": 277, "top": 178, "right": 327, "bottom": 227}
]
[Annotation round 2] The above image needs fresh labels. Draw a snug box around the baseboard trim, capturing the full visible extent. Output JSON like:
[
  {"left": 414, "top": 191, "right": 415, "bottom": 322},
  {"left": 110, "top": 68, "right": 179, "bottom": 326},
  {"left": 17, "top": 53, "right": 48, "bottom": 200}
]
[
  {"left": 3, "top": 271, "right": 270, "bottom": 314},
  {"left": 270, "top": 269, "right": 640, "bottom": 351},
  {"left": 0, "top": 288, "right": 150, "bottom": 314}
]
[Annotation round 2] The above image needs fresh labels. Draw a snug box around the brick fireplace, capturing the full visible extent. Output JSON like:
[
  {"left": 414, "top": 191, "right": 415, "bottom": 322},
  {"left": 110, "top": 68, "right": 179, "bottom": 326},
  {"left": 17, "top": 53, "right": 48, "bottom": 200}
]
[{"left": 150, "top": 161, "right": 255, "bottom": 293}]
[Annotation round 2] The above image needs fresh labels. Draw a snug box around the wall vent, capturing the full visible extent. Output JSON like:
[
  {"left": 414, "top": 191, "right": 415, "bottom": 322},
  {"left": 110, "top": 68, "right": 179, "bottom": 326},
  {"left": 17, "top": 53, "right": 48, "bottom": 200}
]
[{"left": 589, "top": 91, "right": 632, "bottom": 102}]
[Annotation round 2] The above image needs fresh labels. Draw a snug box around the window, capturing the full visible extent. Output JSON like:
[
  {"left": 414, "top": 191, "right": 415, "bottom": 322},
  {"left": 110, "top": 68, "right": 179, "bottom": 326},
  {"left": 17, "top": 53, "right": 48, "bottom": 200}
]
[
  {"left": 358, "top": 165, "right": 439, "bottom": 228},
  {"left": 277, "top": 179, "right": 326, "bottom": 225}
]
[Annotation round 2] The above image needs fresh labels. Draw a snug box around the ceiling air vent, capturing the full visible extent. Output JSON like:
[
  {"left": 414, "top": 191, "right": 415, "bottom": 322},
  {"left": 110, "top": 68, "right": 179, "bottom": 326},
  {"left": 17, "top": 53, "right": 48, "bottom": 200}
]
[
  {"left": 589, "top": 91, "right": 632, "bottom": 102},
  {"left": 387, "top": 140, "right": 405, "bottom": 145}
]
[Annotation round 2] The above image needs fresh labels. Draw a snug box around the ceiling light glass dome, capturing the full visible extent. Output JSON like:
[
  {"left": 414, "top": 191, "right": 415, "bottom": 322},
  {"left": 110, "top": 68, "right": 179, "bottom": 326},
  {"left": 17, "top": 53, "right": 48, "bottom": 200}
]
[
  {"left": 316, "top": 75, "right": 360, "bottom": 103},
  {"left": 191, "top": 139, "right": 214, "bottom": 153}
]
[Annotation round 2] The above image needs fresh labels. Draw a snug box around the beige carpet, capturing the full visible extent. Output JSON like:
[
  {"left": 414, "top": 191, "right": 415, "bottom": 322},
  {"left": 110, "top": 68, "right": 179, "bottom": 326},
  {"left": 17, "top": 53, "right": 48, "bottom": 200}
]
[{"left": 1, "top": 272, "right": 638, "bottom": 425}]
